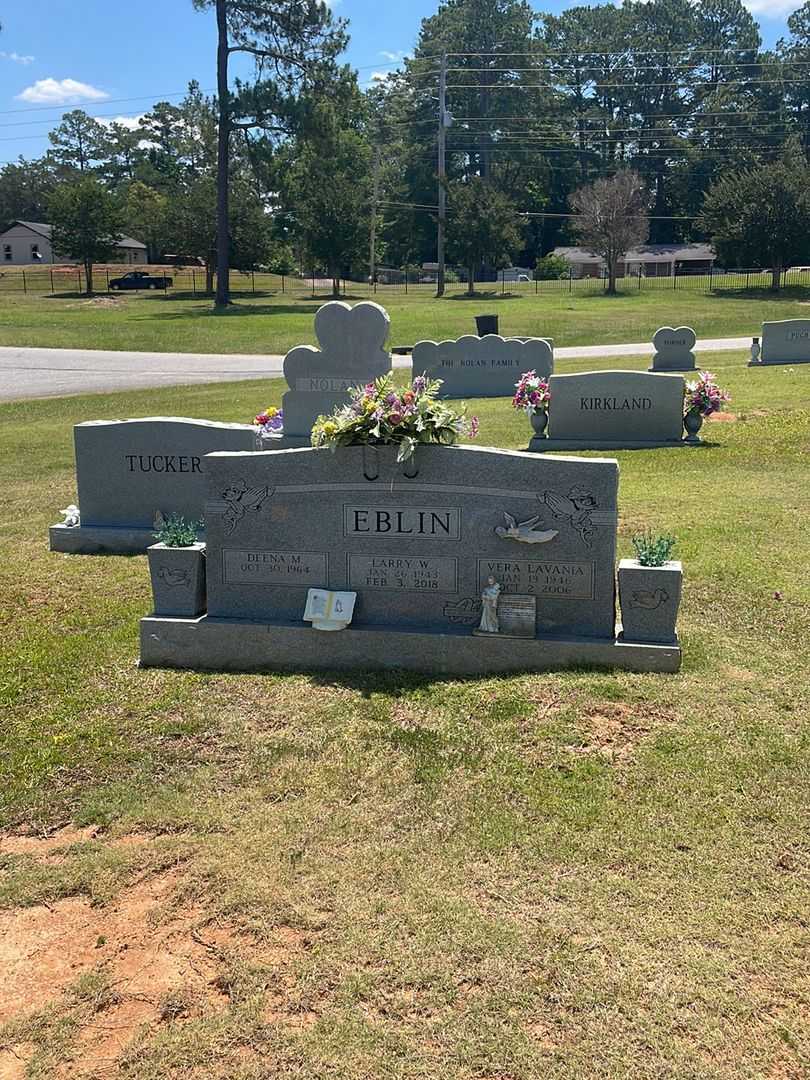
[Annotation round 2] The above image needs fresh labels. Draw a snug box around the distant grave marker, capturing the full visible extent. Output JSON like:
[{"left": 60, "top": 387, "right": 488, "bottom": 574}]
[{"left": 412, "top": 335, "right": 553, "bottom": 398}]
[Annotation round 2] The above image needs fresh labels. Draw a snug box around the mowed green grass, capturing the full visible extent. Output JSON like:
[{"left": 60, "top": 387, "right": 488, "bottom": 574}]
[
  {"left": 1, "top": 352, "right": 809, "bottom": 1078},
  {"left": 2, "top": 285, "right": 810, "bottom": 355}
]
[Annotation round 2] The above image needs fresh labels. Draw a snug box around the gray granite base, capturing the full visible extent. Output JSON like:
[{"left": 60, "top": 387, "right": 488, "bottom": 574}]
[
  {"left": 748, "top": 359, "right": 810, "bottom": 367},
  {"left": 139, "top": 616, "right": 682, "bottom": 675},
  {"left": 50, "top": 523, "right": 159, "bottom": 555},
  {"left": 528, "top": 437, "right": 688, "bottom": 453}
]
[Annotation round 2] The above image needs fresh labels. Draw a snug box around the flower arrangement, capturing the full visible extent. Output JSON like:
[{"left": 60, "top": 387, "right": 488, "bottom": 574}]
[
  {"left": 513, "top": 370, "right": 551, "bottom": 414},
  {"left": 154, "top": 513, "right": 201, "bottom": 547},
  {"left": 254, "top": 406, "right": 284, "bottom": 436},
  {"left": 684, "top": 372, "right": 730, "bottom": 417},
  {"left": 631, "top": 529, "right": 677, "bottom": 567},
  {"left": 311, "top": 373, "right": 479, "bottom": 462}
]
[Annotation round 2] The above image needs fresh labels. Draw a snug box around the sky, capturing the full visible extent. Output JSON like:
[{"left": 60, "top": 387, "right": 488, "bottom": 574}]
[{"left": 0, "top": 0, "right": 801, "bottom": 166}]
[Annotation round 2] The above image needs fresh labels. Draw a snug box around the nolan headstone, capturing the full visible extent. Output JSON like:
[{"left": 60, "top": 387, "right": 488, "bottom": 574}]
[
  {"left": 49, "top": 417, "right": 256, "bottom": 555},
  {"left": 531, "top": 370, "right": 685, "bottom": 452},
  {"left": 280, "top": 300, "right": 391, "bottom": 444},
  {"left": 751, "top": 319, "right": 810, "bottom": 365},
  {"left": 411, "top": 335, "right": 553, "bottom": 398},
  {"left": 139, "top": 443, "right": 681, "bottom": 673},
  {"left": 649, "top": 326, "right": 696, "bottom": 372}
]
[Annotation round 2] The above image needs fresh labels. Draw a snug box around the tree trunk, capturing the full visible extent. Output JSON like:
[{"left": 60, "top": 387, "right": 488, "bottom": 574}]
[
  {"left": 770, "top": 266, "right": 782, "bottom": 292},
  {"left": 84, "top": 258, "right": 93, "bottom": 296},
  {"left": 205, "top": 260, "right": 215, "bottom": 295},
  {"left": 467, "top": 264, "right": 475, "bottom": 296},
  {"left": 332, "top": 277, "right": 340, "bottom": 299},
  {"left": 214, "top": 0, "right": 231, "bottom": 308},
  {"left": 607, "top": 259, "right": 616, "bottom": 296}
]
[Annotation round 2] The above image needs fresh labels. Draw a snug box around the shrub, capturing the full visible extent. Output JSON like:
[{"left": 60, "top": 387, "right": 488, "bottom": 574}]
[
  {"left": 631, "top": 530, "right": 677, "bottom": 567},
  {"left": 154, "top": 514, "right": 201, "bottom": 547}
]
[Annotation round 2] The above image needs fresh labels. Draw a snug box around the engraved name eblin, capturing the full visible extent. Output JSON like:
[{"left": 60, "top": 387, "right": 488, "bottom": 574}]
[
  {"left": 344, "top": 505, "right": 460, "bottom": 540},
  {"left": 125, "top": 454, "right": 201, "bottom": 473},
  {"left": 578, "top": 396, "right": 652, "bottom": 411}
]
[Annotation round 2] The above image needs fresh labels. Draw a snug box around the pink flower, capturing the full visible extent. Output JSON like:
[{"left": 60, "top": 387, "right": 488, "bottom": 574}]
[{"left": 469, "top": 415, "right": 480, "bottom": 438}]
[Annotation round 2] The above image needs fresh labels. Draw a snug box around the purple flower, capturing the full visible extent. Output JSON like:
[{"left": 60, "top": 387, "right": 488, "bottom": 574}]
[
  {"left": 469, "top": 415, "right": 479, "bottom": 438},
  {"left": 412, "top": 375, "right": 427, "bottom": 395}
]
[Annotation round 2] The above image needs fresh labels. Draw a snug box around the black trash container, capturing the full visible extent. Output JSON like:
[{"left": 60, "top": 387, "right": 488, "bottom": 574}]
[{"left": 475, "top": 313, "right": 499, "bottom": 337}]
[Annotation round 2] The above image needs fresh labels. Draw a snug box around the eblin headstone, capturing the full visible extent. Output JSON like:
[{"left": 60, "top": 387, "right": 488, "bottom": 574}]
[
  {"left": 49, "top": 417, "right": 256, "bottom": 554},
  {"left": 411, "top": 335, "right": 553, "bottom": 398},
  {"left": 140, "top": 443, "right": 681, "bottom": 674},
  {"left": 530, "top": 370, "right": 686, "bottom": 452},
  {"left": 750, "top": 318, "right": 810, "bottom": 366},
  {"left": 649, "top": 326, "right": 696, "bottom": 372},
  {"left": 279, "top": 300, "right": 391, "bottom": 444}
]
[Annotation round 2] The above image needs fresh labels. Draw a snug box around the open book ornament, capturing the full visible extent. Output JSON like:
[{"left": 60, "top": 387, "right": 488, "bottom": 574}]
[{"left": 303, "top": 588, "right": 357, "bottom": 632}]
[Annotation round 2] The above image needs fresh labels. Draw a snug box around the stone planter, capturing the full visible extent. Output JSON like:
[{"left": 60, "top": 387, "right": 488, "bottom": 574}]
[
  {"left": 683, "top": 408, "right": 703, "bottom": 444},
  {"left": 147, "top": 542, "right": 206, "bottom": 617},
  {"left": 530, "top": 409, "right": 548, "bottom": 438},
  {"left": 617, "top": 558, "right": 682, "bottom": 644}
]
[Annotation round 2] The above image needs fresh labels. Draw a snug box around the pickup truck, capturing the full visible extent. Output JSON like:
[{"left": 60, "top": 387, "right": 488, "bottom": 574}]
[{"left": 109, "top": 270, "right": 173, "bottom": 291}]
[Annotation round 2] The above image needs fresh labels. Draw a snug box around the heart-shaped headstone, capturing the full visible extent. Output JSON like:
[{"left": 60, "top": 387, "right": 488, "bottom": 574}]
[
  {"left": 283, "top": 300, "right": 390, "bottom": 388},
  {"left": 650, "top": 326, "right": 696, "bottom": 371}
]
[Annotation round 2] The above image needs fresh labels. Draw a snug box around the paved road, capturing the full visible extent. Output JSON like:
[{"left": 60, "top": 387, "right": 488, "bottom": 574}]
[{"left": 0, "top": 337, "right": 752, "bottom": 402}]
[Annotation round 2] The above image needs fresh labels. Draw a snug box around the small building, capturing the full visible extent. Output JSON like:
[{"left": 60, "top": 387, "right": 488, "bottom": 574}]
[
  {"left": 499, "top": 265, "right": 532, "bottom": 282},
  {"left": 0, "top": 221, "right": 147, "bottom": 266},
  {"left": 553, "top": 243, "right": 716, "bottom": 279}
]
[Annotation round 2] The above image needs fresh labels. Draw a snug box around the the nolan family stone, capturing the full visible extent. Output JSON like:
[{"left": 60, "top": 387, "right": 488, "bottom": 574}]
[
  {"left": 140, "top": 443, "right": 681, "bottom": 675},
  {"left": 279, "top": 300, "right": 391, "bottom": 444},
  {"left": 49, "top": 417, "right": 256, "bottom": 554},
  {"left": 750, "top": 318, "right": 810, "bottom": 365},
  {"left": 649, "top": 326, "right": 696, "bottom": 371},
  {"left": 412, "top": 335, "right": 553, "bottom": 398},
  {"left": 531, "top": 370, "right": 685, "bottom": 452}
]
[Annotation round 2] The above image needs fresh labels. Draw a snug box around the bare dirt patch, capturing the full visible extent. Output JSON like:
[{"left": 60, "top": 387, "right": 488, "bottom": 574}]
[
  {"left": 1, "top": 824, "right": 100, "bottom": 856},
  {"left": 569, "top": 702, "right": 665, "bottom": 763},
  {"left": 707, "top": 411, "right": 737, "bottom": 422},
  {"left": 0, "top": 871, "right": 235, "bottom": 1075}
]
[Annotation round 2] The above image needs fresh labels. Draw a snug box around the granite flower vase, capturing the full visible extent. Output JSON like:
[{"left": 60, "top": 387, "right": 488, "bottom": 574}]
[
  {"left": 617, "top": 558, "right": 682, "bottom": 644},
  {"left": 529, "top": 408, "right": 548, "bottom": 438},
  {"left": 147, "top": 542, "right": 207, "bottom": 617},
  {"left": 683, "top": 408, "right": 703, "bottom": 444}
]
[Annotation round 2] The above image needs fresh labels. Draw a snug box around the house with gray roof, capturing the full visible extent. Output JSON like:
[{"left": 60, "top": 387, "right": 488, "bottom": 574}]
[
  {"left": 553, "top": 243, "right": 716, "bottom": 279},
  {"left": 0, "top": 220, "right": 147, "bottom": 266}
]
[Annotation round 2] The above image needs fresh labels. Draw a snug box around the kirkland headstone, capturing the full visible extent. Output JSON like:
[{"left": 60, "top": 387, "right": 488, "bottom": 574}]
[
  {"left": 530, "top": 370, "right": 686, "bottom": 452},
  {"left": 49, "top": 417, "right": 256, "bottom": 554},
  {"left": 750, "top": 319, "right": 810, "bottom": 365},
  {"left": 140, "top": 443, "right": 681, "bottom": 674},
  {"left": 279, "top": 300, "right": 391, "bottom": 444},
  {"left": 649, "top": 326, "right": 696, "bottom": 372},
  {"left": 411, "top": 335, "right": 553, "bottom": 398}
]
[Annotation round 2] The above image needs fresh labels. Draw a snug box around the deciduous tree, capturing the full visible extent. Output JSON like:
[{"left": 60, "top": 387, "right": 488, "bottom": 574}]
[
  {"left": 48, "top": 176, "right": 123, "bottom": 294},
  {"left": 570, "top": 170, "right": 649, "bottom": 294},
  {"left": 446, "top": 177, "right": 523, "bottom": 294}
]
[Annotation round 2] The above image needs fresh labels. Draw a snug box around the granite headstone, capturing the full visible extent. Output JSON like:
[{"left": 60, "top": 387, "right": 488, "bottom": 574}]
[
  {"left": 649, "top": 326, "right": 696, "bottom": 372},
  {"left": 280, "top": 300, "right": 391, "bottom": 444},
  {"left": 411, "top": 335, "right": 553, "bottom": 398},
  {"left": 752, "top": 319, "right": 810, "bottom": 365},
  {"left": 530, "top": 370, "right": 686, "bottom": 451},
  {"left": 49, "top": 417, "right": 256, "bottom": 554}
]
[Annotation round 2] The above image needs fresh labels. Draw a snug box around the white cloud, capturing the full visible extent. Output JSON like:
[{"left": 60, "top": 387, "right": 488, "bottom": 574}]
[
  {"left": 380, "top": 50, "right": 407, "bottom": 62},
  {"left": 370, "top": 71, "right": 390, "bottom": 82},
  {"left": 16, "top": 78, "right": 108, "bottom": 105},
  {"left": 0, "top": 51, "right": 35, "bottom": 65}
]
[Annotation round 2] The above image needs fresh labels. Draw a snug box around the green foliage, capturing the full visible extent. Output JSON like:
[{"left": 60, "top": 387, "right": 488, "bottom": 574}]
[
  {"left": 534, "top": 254, "right": 570, "bottom": 280},
  {"left": 47, "top": 176, "right": 123, "bottom": 293},
  {"left": 446, "top": 178, "right": 524, "bottom": 293},
  {"left": 632, "top": 530, "right": 677, "bottom": 567},
  {"left": 154, "top": 514, "right": 201, "bottom": 547},
  {"left": 698, "top": 144, "right": 810, "bottom": 286},
  {"left": 47, "top": 109, "right": 107, "bottom": 174}
]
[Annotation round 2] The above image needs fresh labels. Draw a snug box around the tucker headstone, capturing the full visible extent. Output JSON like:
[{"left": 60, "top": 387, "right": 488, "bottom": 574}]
[
  {"left": 649, "top": 326, "right": 696, "bottom": 372},
  {"left": 140, "top": 443, "right": 681, "bottom": 674},
  {"left": 530, "top": 370, "right": 686, "bottom": 452},
  {"left": 49, "top": 417, "right": 256, "bottom": 555},
  {"left": 411, "top": 335, "right": 553, "bottom": 398},
  {"left": 750, "top": 318, "right": 810, "bottom": 366},
  {"left": 279, "top": 300, "right": 391, "bottom": 444}
]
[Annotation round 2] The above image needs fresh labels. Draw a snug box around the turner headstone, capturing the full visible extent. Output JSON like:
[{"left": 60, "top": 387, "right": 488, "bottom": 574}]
[
  {"left": 49, "top": 417, "right": 256, "bottom": 554},
  {"left": 649, "top": 326, "right": 696, "bottom": 372},
  {"left": 530, "top": 370, "right": 686, "bottom": 451},
  {"left": 279, "top": 300, "right": 391, "bottom": 444},
  {"left": 411, "top": 335, "right": 553, "bottom": 398}
]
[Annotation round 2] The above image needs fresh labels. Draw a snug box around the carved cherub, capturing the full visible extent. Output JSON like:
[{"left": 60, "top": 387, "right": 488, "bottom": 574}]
[{"left": 495, "top": 512, "right": 558, "bottom": 545}]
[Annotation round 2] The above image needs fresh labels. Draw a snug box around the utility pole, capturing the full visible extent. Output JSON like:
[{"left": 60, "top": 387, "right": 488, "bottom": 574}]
[
  {"left": 369, "top": 145, "right": 381, "bottom": 292},
  {"left": 437, "top": 52, "right": 448, "bottom": 297},
  {"left": 214, "top": 0, "right": 231, "bottom": 307}
]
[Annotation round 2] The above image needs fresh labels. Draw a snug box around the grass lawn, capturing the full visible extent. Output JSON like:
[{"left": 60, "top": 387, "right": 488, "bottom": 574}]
[
  {"left": 2, "top": 286, "right": 810, "bottom": 356},
  {"left": 1, "top": 351, "right": 809, "bottom": 1078}
]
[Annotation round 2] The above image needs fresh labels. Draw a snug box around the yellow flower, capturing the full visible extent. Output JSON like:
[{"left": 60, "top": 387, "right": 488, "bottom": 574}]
[
  {"left": 264, "top": 406, "right": 278, "bottom": 418},
  {"left": 322, "top": 421, "right": 338, "bottom": 436},
  {"left": 363, "top": 399, "right": 376, "bottom": 413}
]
